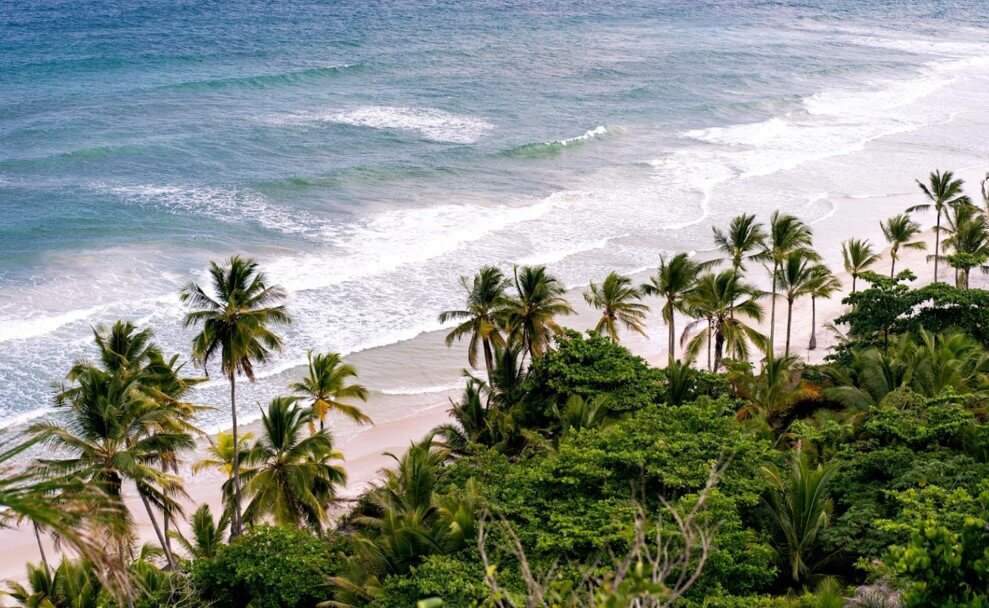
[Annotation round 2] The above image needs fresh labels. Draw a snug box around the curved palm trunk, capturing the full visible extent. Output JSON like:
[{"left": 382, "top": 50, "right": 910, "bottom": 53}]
[
  {"left": 706, "top": 319, "right": 712, "bottom": 372},
  {"left": 784, "top": 298, "right": 794, "bottom": 357},
  {"left": 934, "top": 208, "right": 942, "bottom": 283},
  {"left": 713, "top": 322, "right": 725, "bottom": 371},
  {"left": 482, "top": 337, "right": 495, "bottom": 385},
  {"left": 139, "top": 492, "right": 175, "bottom": 569},
  {"left": 666, "top": 300, "right": 676, "bottom": 366},
  {"left": 808, "top": 296, "right": 817, "bottom": 350},
  {"left": 229, "top": 372, "right": 242, "bottom": 538},
  {"left": 769, "top": 266, "right": 778, "bottom": 359},
  {"left": 33, "top": 523, "right": 49, "bottom": 570}
]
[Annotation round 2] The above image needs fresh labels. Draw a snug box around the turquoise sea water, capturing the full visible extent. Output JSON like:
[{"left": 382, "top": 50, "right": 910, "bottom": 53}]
[{"left": 2, "top": 0, "right": 988, "bottom": 429}]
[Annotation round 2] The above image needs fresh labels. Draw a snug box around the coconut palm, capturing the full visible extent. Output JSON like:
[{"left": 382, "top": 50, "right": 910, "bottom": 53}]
[
  {"left": 712, "top": 212, "right": 768, "bottom": 271},
  {"left": 6, "top": 558, "right": 103, "bottom": 608},
  {"left": 499, "top": 265, "right": 574, "bottom": 365},
  {"left": 30, "top": 368, "right": 195, "bottom": 569},
  {"left": 180, "top": 254, "right": 290, "bottom": 537},
  {"left": 734, "top": 356, "right": 820, "bottom": 424},
  {"left": 55, "top": 321, "right": 161, "bottom": 406},
  {"left": 171, "top": 504, "right": 228, "bottom": 560},
  {"left": 681, "top": 271, "right": 765, "bottom": 372},
  {"left": 775, "top": 251, "right": 819, "bottom": 357},
  {"left": 641, "top": 253, "right": 710, "bottom": 365},
  {"left": 431, "top": 378, "right": 508, "bottom": 454},
  {"left": 192, "top": 431, "right": 254, "bottom": 477},
  {"left": 841, "top": 238, "right": 879, "bottom": 294},
  {"left": 438, "top": 266, "right": 509, "bottom": 381},
  {"left": 583, "top": 271, "right": 649, "bottom": 343},
  {"left": 806, "top": 265, "right": 841, "bottom": 351},
  {"left": 761, "top": 455, "right": 836, "bottom": 586},
  {"left": 552, "top": 394, "right": 612, "bottom": 435},
  {"left": 941, "top": 203, "right": 989, "bottom": 288},
  {"left": 908, "top": 170, "right": 970, "bottom": 283},
  {"left": 880, "top": 214, "right": 925, "bottom": 278},
  {"left": 239, "top": 397, "right": 346, "bottom": 534},
  {"left": 764, "top": 212, "right": 817, "bottom": 357},
  {"left": 291, "top": 351, "right": 371, "bottom": 433}
]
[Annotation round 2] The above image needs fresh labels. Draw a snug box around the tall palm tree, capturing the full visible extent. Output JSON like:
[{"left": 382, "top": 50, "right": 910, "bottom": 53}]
[
  {"left": 712, "top": 213, "right": 768, "bottom": 271},
  {"left": 499, "top": 265, "right": 574, "bottom": 366},
  {"left": 775, "top": 251, "right": 817, "bottom": 357},
  {"left": 583, "top": 271, "right": 649, "bottom": 343},
  {"left": 734, "top": 355, "right": 820, "bottom": 424},
  {"left": 806, "top": 265, "right": 841, "bottom": 351},
  {"left": 880, "top": 214, "right": 925, "bottom": 278},
  {"left": 641, "top": 253, "right": 710, "bottom": 365},
  {"left": 291, "top": 351, "right": 371, "bottom": 433},
  {"left": 764, "top": 212, "right": 817, "bottom": 357},
  {"left": 908, "top": 170, "right": 970, "bottom": 283},
  {"left": 30, "top": 369, "right": 195, "bottom": 569},
  {"left": 180, "top": 255, "right": 290, "bottom": 537},
  {"left": 681, "top": 271, "right": 765, "bottom": 371},
  {"left": 941, "top": 203, "right": 989, "bottom": 288},
  {"left": 240, "top": 397, "right": 346, "bottom": 535},
  {"left": 55, "top": 321, "right": 161, "bottom": 406},
  {"left": 761, "top": 455, "right": 836, "bottom": 586},
  {"left": 841, "top": 238, "right": 879, "bottom": 294},
  {"left": 438, "top": 266, "right": 509, "bottom": 382}
]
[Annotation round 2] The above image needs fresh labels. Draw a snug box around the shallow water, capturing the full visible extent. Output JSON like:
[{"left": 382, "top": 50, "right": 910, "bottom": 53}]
[{"left": 2, "top": 0, "right": 988, "bottom": 431}]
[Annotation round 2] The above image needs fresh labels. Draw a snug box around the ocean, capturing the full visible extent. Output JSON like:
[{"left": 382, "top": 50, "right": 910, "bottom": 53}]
[{"left": 2, "top": 0, "right": 988, "bottom": 432}]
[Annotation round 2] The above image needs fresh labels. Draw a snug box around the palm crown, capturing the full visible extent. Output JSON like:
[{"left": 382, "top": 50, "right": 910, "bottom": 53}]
[
  {"left": 583, "top": 271, "right": 648, "bottom": 343},
  {"left": 291, "top": 351, "right": 371, "bottom": 432}
]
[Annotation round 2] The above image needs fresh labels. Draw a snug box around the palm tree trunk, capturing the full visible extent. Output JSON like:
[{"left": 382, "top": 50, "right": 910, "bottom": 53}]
[
  {"left": 808, "top": 296, "right": 817, "bottom": 350},
  {"left": 714, "top": 323, "right": 725, "bottom": 371},
  {"left": 934, "top": 209, "right": 942, "bottom": 283},
  {"left": 890, "top": 254, "right": 896, "bottom": 278},
  {"left": 33, "top": 523, "right": 49, "bottom": 570},
  {"left": 667, "top": 300, "right": 676, "bottom": 366},
  {"left": 482, "top": 338, "right": 494, "bottom": 385},
  {"left": 706, "top": 319, "right": 712, "bottom": 372},
  {"left": 229, "top": 372, "right": 242, "bottom": 538},
  {"left": 139, "top": 492, "right": 175, "bottom": 569},
  {"left": 785, "top": 299, "right": 794, "bottom": 357},
  {"left": 769, "top": 265, "right": 778, "bottom": 359},
  {"left": 851, "top": 274, "right": 857, "bottom": 294}
]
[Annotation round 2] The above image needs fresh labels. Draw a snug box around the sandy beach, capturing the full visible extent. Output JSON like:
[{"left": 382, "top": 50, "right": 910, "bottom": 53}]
[{"left": 0, "top": 163, "right": 982, "bottom": 584}]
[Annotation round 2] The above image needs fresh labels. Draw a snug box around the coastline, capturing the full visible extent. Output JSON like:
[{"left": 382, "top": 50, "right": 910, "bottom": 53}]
[{"left": 0, "top": 163, "right": 982, "bottom": 583}]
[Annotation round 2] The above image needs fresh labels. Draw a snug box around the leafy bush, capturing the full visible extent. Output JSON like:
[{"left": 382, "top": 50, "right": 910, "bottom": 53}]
[{"left": 190, "top": 525, "right": 342, "bottom": 608}]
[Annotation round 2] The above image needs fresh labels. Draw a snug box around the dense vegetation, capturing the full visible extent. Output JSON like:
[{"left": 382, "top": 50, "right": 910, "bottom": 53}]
[{"left": 3, "top": 170, "right": 989, "bottom": 607}]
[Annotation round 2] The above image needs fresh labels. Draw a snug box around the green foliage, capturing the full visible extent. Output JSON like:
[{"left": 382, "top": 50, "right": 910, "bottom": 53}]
[
  {"left": 884, "top": 489, "right": 989, "bottom": 607},
  {"left": 524, "top": 331, "right": 664, "bottom": 413},
  {"left": 369, "top": 554, "right": 487, "bottom": 608},
  {"left": 191, "top": 525, "right": 340, "bottom": 608}
]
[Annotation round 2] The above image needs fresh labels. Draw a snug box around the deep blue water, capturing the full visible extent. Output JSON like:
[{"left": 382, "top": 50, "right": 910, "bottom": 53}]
[{"left": 2, "top": 0, "right": 988, "bottom": 428}]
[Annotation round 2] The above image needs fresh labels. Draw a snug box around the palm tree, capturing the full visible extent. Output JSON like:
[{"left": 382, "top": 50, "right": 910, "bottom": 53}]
[
  {"left": 908, "top": 170, "right": 970, "bottom": 283},
  {"left": 0, "top": 437, "right": 111, "bottom": 570},
  {"left": 55, "top": 321, "right": 161, "bottom": 406},
  {"left": 761, "top": 454, "right": 835, "bottom": 586},
  {"left": 171, "top": 504, "right": 228, "bottom": 560},
  {"left": 193, "top": 430, "right": 254, "bottom": 477},
  {"left": 712, "top": 213, "right": 768, "bottom": 271},
  {"left": 806, "top": 265, "right": 841, "bottom": 351},
  {"left": 30, "top": 368, "right": 195, "bottom": 569},
  {"left": 734, "top": 356, "right": 820, "bottom": 423},
  {"left": 431, "top": 378, "right": 505, "bottom": 454},
  {"left": 880, "top": 214, "right": 925, "bottom": 278},
  {"left": 6, "top": 558, "right": 103, "bottom": 608},
  {"left": 240, "top": 397, "right": 346, "bottom": 534},
  {"left": 765, "top": 212, "right": 816, "bottom": 357},
  {"left": 841, "top": 238, "right": 879, "bottom": 294},
  {"left": 552, "top": 394, "right": 612, "bottom": 435},
  {"left": 583, "top": 271, "right": 649, "bottom": 343},
  {"left": 775, "top": 251, "right": 817, "bottom": 357},
  {"left": 291, "top": 351, "right": 371, "bottom": 433},
  {"left": 499, "top": 265, "right": 574, "bottom": 366},
  {"left": 438, "top": 266, "right": 509, "bottom": 382},
  {"left": 941, "top": 203, "right": 989, "bottom": 288},
  {"left": 641, "top": 253, "right": 709, "bottom": 365},
  {"left": 681, "top": 271, "right": 765, "bottom": 371},
  {"left": 180, "top": 255, "right": 291, "bottom": 537}
]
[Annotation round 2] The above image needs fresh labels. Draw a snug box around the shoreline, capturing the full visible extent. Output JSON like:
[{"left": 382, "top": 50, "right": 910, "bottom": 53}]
[{"left": 0, "top": 163, "right": 982, "bottom": 583}]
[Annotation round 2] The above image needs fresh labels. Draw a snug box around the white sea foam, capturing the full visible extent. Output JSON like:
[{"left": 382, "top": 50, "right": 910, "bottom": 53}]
[
  {"left": 298, "top": 106, "right": 493, "bottom": 144},
  {"left": 104, "top": 184, "right": 321, "bottom": 235},
  {"left": 557, "top": 125, "right": 613, "bottom": 146}
]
